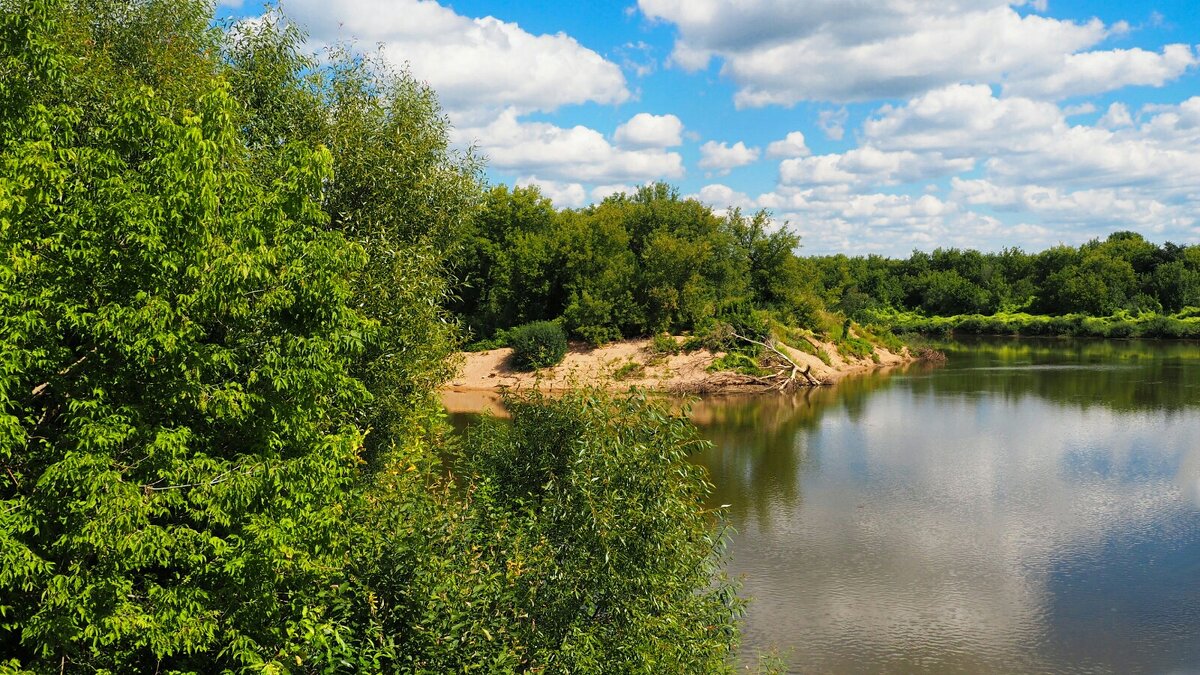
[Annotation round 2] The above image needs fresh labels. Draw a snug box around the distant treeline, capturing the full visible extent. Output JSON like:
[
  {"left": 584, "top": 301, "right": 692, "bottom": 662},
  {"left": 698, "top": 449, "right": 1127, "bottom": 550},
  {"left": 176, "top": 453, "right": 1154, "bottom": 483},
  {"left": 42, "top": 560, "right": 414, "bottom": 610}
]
[
  {"left": 451, "top": 188, "right": 1200, "bottom": 342},
  {"left": 810, "top": 231, "right": 1200, "bottom": 319}
]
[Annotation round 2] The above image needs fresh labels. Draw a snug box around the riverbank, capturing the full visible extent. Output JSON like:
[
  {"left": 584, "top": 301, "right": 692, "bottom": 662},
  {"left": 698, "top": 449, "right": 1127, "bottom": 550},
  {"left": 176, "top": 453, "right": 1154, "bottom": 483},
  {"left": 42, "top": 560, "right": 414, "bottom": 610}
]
[
  {"left": 443, "top": 335, "right": 911, "bottom": 398},
  {"left": 872, "top": 309, "right": 1200, "bottom": 340}
]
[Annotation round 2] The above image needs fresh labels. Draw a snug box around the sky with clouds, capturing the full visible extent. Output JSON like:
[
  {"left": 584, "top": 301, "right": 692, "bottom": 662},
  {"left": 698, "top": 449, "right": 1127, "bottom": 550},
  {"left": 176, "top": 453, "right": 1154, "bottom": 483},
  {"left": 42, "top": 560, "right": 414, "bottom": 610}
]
[{"left": 222, "top": 0, "right": 1200, "bottom": 255}]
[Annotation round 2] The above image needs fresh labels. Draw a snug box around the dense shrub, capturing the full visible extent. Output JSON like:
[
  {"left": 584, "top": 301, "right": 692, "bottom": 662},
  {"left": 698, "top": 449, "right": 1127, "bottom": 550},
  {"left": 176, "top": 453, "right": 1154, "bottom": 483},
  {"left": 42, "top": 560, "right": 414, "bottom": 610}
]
[
  {"left": 509, "top": 320, "right": 569, "bottom": 370},
  {"left": 651, "top": 332, "right": 684, "bottom": 355},
  {"left": 452, "top": 390, "right": 744, "bottom": 672}
]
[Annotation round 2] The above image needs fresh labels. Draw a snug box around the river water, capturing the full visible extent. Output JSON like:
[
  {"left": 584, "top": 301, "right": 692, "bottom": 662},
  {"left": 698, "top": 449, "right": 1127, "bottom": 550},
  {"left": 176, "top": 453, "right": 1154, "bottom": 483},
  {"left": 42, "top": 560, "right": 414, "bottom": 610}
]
[
  {"left": 693, "top": 337, "right": 1200, "bottom": 673},
  {"left": 445, "top": 337, "right": 1200, "bottom": 673}
]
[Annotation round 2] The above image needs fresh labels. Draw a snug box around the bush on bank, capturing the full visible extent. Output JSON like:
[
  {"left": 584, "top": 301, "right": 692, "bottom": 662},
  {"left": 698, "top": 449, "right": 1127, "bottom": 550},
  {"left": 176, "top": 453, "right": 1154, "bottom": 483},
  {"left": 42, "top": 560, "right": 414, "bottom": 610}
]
[{"left": 508, "top": 320, "right": 569, "bottom": 370}]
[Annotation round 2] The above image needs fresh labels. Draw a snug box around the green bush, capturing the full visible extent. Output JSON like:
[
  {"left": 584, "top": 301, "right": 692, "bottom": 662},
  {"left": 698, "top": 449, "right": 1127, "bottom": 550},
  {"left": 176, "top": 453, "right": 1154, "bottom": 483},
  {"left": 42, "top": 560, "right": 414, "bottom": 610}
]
[
  {"left": 455, "top": 390, "right": 744, "bottom": 672},
  {"left": 709, "top": 351, "right": 766, "bottom": 376},
  {"left": 650, "top": 332, "right": 683, "bottom": 355},
  {"left": 575, "top": 323, "right": 622, "bottom": 347},
  {"left": 509, "top": 321, "right": 569, "bottom": 370}
]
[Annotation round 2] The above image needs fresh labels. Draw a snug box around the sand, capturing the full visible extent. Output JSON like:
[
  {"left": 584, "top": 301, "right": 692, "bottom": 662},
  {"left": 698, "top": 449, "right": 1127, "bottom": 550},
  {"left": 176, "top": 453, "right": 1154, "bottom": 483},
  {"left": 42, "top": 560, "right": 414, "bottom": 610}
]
[{"left": 442, "top": 334, "right": 910, "bottom": 400}]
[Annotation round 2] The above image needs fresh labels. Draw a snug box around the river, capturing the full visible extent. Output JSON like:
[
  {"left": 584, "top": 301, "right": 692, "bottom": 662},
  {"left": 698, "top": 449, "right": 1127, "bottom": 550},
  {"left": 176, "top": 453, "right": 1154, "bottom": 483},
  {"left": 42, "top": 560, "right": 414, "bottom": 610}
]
[
  {"left": 446, "top": 337, "right": 1200, "bottom": 673},
  {"left": 693, "top": 337, "right": 1200, "bottom": 673}
]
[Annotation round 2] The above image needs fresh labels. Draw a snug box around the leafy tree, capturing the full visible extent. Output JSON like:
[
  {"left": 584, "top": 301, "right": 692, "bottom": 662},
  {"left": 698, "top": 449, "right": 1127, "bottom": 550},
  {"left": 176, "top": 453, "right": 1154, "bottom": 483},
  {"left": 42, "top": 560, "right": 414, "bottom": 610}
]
[
  {"left": 914, "top": 269, "right": 993, "bottom": 315},
  {"left": 449, "top": 390, "right": 745, "bottom": 672},
  {"left": 2, "top": 4, "right": 750, "bottom": 672},
  {"left": 222, "top": 12, "right": 483, "bottom": 462},
  {"left": 1, "top": 1, "right": 376, "bottom": 667},
  {"left": 1152, "top": 259, "right": 1200, "bottom": 312}
]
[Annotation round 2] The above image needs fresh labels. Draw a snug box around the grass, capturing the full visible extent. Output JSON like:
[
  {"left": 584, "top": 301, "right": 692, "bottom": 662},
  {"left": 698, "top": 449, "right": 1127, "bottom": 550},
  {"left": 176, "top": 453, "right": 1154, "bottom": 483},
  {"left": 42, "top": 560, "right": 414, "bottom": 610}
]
[
  {"left": 612, "top": 360, "right": 645, "bottom": 380},
  {"left": 865, "top": 308, "right": 1200, "bottom": 340},
  {"left": 707, "top": 351, "right": 767, "bottom": 376}
]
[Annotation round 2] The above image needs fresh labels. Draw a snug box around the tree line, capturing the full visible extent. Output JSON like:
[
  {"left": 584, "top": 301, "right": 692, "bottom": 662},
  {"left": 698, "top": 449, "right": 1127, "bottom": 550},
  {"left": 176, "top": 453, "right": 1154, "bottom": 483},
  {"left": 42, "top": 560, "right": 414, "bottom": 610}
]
[
  {"left": 810, "top": 231, "right": 1200, "bottom": 319},
  {"left": 448, "top": 186, "right": 1200, "bottom": 347},
  {"left": 451, "top": 183, "right": 818, "bottom": 346}
]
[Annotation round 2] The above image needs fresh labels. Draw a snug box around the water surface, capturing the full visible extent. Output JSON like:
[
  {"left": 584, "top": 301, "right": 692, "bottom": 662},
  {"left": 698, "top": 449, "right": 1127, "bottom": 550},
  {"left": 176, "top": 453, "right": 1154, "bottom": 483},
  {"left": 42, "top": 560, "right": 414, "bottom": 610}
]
[{"left": 694, "top": 337, "right": 1200, "bottom": 673}]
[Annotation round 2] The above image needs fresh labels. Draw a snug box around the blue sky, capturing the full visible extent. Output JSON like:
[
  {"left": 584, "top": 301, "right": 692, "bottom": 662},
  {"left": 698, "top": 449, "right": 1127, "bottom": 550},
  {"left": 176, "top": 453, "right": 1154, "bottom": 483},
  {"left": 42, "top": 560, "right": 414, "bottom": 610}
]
[{"left": 222, "top": 1, "right": 1200, "bottom": 255}]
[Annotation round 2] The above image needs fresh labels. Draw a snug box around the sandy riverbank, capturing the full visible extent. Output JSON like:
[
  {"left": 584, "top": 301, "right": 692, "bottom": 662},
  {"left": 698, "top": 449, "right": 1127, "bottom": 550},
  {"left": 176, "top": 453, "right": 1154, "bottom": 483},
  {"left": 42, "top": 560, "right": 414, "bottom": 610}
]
[{"left": 442, "top": 334, "right": 910, "bottom": 405}]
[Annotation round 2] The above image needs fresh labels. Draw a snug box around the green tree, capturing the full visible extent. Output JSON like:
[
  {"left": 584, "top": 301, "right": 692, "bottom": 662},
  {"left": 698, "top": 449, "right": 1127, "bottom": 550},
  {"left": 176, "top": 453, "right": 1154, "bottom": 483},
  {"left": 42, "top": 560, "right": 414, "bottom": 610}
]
[
  {"left": 1, "top": 1, "right": 377, "bottom": 667},
  {"left": 451, "top": 391, "right": 744, "bottom": 672},
  {"left": 2, "top": 3, "right": 750, "bottom": 672},
  {"left": 223, "top": 13, "right": 483, "bottom": 462}
]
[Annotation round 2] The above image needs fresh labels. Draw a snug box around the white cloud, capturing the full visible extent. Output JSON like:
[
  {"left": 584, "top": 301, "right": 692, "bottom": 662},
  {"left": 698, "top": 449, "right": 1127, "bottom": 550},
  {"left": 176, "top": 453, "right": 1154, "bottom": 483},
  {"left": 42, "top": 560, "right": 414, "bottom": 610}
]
[
  {"left": 699, "top": 140, "right": 761, "bottom": 172},
  {"left": 861, "top": 85, "right": 1200, "bottom": 195},
  {"left": 760, "top": 185, "right": 998, "bottom": 254},
  {"left": 1098, "top": 102, "right": 1134, "bottom": 129},
  {"left": 613, "top": 113, "right": 685, "bottom": 148},
  {"left": 818, "top": 108, "right": 848, "bottom": 140},
  {"left": 691, "top": 183, "right": 758, "bottom": 212},
  {"left": 637, "top": 0, "right": 1197, "bottom": 104},
  {"left": 1005, "top": 44, "right": 1198, "bottom": 99},
  {"left": 281, "top": 0, "right": 629, "bottom": 115},
  {"left": 455, "top": 109, "right": 685, "bottom": 184},
  {"left": 591, "top": 183, "right": 640, "bottom": 201},
  {"left": 862, "top": 84, "right": 1065, "bottom": 155},
  {"left": 950, "top": 178, "right": 1187, "bottom": 230},
  {"left": 766, "top": 131, "right": 811, "bottom": 158},
  {"left": 1063, "top": 102, "right": 1098, "bottom": 117},
  {"left": 516, "top": 176, "right": 587, "bottom": 208},
  {"left": 779, "top": 147, "right": 974, "bottom": 188}
]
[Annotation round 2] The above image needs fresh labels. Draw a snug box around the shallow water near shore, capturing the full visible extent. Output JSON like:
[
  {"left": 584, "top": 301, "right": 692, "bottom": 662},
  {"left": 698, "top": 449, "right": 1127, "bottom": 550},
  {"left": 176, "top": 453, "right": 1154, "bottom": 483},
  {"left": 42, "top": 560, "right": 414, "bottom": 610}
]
[{"left": 447, "top": 336, "right": 1200, "bottom": 673}]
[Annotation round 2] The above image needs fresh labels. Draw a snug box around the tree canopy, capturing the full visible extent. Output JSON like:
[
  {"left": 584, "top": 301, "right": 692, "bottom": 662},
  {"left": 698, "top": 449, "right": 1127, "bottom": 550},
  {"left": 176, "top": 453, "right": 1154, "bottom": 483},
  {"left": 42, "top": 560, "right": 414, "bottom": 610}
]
[{"left": 0, "top": 1, "right": 745, "bottom": 671}]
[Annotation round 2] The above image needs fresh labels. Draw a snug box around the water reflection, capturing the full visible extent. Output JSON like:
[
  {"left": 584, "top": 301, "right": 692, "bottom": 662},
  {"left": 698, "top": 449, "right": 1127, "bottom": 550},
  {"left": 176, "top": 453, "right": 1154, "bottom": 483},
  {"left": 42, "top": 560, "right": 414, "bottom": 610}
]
[{"left": 692, "top": 338, "right": 1200, "bottom": 673}]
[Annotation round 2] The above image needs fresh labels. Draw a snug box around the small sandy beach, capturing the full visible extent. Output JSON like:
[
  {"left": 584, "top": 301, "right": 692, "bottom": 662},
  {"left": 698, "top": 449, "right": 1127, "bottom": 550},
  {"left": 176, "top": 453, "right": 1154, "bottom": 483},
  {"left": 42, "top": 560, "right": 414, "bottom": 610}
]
[{"left": 442, "top": 335, "right": 910, "bottom": 409}]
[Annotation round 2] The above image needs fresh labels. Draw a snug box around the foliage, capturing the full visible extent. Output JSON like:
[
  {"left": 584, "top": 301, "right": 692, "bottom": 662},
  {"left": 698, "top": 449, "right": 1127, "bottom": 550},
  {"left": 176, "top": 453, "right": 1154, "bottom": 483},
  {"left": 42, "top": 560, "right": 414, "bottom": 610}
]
[
  {"left": 835, "top": 336, "right": 877, "bottom": 362},
  {"left": 508, "top": 321, "right": 569, "bottom": 371},
  {"left": 612, "top": 360, "right": 646, "bottom": 380},
  {"left": 450, "top": 390, "right": 744, "bottom": 672},
  {"left": 650, "top": 333, "right": 683, "bottom": 355},
  {"left": 221, "top": 7, "right": 482, "bottom": 463},
  {"left": 709, "top": 352, "right": 768, "bottom": 376},
  {"left": 5, "top": 1, "right": 752, "bottom": 671},
  {"left": 450, "top": 183, "right": 827, "bottom": 342},
  {"left": 0, "top": 0, "right": 382, "bottom": 668},
  {"left": 873, "top": 309, "right": 1200, "bottom": 340},
  {"left": 807, "top": 232, "right": 1200, "bottom": 334}
]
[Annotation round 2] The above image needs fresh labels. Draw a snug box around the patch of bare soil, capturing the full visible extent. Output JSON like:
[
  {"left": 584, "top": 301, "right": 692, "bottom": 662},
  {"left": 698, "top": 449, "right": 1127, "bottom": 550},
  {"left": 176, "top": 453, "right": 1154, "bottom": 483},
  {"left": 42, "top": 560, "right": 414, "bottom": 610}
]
[{"left": 443, "top": 335, "right": 912, "bottom": 396}]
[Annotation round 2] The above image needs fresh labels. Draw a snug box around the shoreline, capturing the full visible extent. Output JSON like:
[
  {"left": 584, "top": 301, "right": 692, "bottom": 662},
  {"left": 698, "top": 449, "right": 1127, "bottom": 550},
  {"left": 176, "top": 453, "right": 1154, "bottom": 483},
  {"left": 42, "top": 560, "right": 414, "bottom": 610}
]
[{"left": 442, "top": 335, "right": 912, "bottom": 399}]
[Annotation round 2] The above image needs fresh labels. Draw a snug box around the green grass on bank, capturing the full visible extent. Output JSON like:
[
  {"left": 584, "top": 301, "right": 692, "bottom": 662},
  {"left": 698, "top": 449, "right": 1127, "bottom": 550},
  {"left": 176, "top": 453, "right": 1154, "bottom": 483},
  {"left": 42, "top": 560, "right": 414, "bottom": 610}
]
[{"left": 867, "top": 308, "right": 1200, "bottom": 339}]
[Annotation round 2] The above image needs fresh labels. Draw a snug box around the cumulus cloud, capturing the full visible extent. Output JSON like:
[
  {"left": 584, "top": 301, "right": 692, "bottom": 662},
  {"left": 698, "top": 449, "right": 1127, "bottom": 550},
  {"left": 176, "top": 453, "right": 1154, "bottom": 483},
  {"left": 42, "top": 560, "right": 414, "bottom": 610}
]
[
  {"left": 591, "top": 183, "right": 641, "bottom": 201},
  {"left": 455, "top": 109, "right": 685, "bottom": 184},
  {"left": 818, "top": 108, "right": 848, "bottom": 140},
  {"left": 280, "top": 0, "right": 629, "bottom": 115},
  {"left": 516, "top": 176, "right": 588, "bottom": 208},
  {"left": 729, "top": 92, "right": 1200, "bottom": 252},
  {"left": 862, "top": 84, "right": 1065, "bottom": 155},
  {"left": 767, "top": 131, "right": 811, "bottom": 158},
  {"left": 1004, "top": 44, "right": 1199, "bottom": 99},
  {"left": 691, "top": 183, "right": 759, "bottom": 212},
  {"left": 779, "top": 147, "right": 974, "bottom": 188},
  {"left": 1098, "top": 102, "right": 1134, "bottom": 129},
  {"left": 637, "top": 0, "right": 1197, "bottom": 104},
  {"left": 613, "top": 113, "right": 685, "bottom": 148},
  {"left": 699, "top": 140, "right": 761, "bottom": 172},
  {"left": 950, "top": 178, "right": 1186, "bottom": 230}
]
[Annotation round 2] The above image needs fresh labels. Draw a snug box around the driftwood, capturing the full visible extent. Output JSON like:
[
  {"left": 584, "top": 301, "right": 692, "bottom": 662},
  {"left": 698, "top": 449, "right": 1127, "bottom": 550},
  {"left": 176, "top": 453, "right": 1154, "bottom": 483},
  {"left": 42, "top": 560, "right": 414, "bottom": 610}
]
[{"left": 732, "top": 333, "right": 822, "bottom": 390}]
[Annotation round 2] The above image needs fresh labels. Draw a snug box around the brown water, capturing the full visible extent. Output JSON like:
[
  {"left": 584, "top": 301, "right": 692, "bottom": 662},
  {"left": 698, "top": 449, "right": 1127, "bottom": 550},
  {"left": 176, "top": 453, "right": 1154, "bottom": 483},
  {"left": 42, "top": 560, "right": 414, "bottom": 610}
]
[{"left": 693, "top": 337, "right": 1200, "bottom": 673}]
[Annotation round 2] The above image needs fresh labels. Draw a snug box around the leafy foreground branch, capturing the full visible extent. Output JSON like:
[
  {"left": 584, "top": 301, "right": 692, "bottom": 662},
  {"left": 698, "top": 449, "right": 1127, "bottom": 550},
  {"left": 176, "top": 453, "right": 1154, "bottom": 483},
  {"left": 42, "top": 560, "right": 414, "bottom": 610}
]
[{"left": 0, "top": 1, "right": 750, "bottom": 671}]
